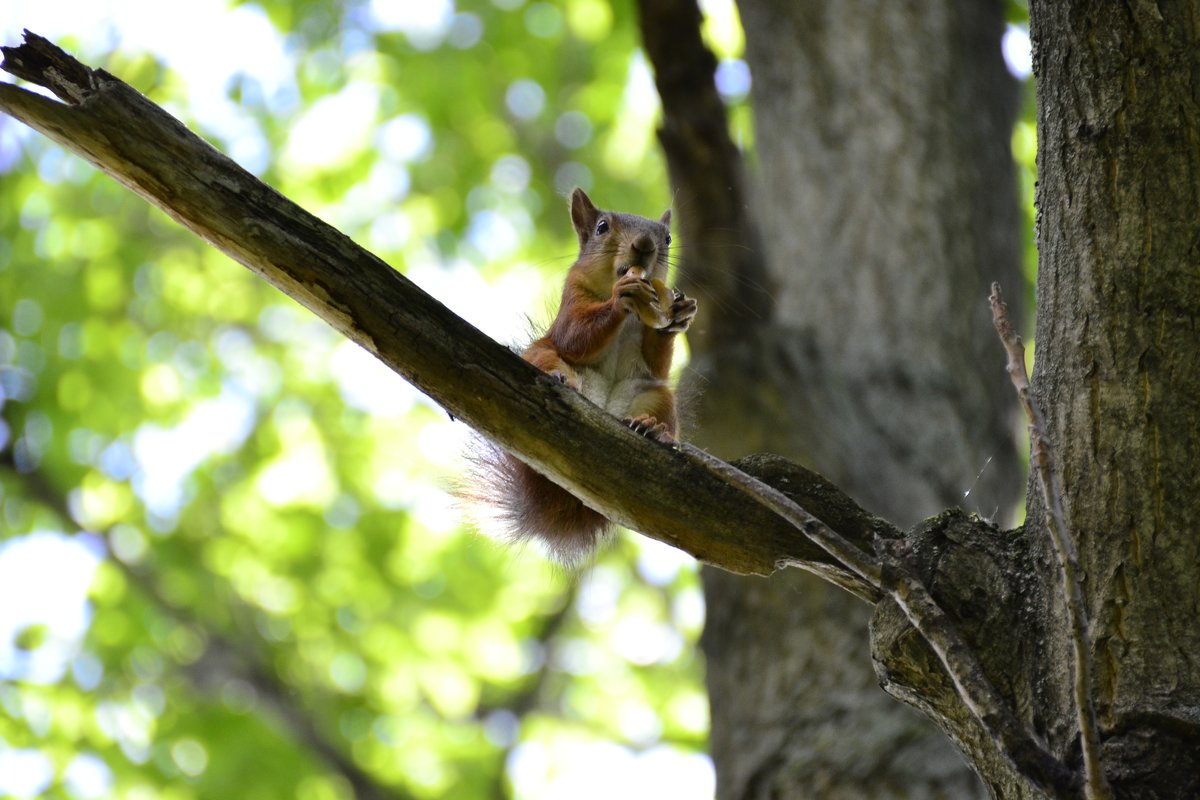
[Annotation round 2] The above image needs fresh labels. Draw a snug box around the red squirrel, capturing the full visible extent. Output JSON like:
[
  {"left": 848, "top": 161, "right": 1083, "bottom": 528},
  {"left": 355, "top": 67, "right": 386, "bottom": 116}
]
[{"left": 467, "top": 188, "right": 697, "bottom": 563}]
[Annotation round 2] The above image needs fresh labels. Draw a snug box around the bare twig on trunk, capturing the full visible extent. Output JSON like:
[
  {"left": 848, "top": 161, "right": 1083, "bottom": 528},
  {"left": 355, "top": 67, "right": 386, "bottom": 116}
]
[{"left": 990, "top": 282, "right": 1112, "bottom": 800}]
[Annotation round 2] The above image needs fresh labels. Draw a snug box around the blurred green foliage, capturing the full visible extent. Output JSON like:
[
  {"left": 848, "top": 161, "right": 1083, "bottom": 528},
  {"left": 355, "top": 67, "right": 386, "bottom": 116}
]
[{"left": 0, "top": 1, "right": 743, "bottom": 797}]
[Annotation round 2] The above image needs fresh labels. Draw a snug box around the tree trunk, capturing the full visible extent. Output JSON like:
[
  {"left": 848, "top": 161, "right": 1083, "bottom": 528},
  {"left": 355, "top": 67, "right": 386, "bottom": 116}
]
[
  {"left": 693, "top": 1, "right": 1023, "bottom": 796},
  {"left": 1023, "top": 0, "right": 1200, "bottom": 794}
]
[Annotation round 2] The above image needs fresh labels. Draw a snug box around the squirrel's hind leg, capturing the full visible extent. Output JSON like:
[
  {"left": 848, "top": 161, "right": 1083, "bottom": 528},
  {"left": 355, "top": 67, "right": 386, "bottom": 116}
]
[{"left": 523, "top": 341, "right": 582, "bottom": 390}]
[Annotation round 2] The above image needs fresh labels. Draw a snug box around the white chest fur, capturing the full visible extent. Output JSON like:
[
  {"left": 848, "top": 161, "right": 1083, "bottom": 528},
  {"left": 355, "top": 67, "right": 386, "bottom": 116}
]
[{"left": 577, "top": 316, "right": 662, "bottom": 415}]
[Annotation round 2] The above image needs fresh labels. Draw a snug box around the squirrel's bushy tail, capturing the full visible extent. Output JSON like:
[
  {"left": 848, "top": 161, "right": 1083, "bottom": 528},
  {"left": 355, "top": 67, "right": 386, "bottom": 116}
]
[{"left": 461, "top": 443, "right": 610, "bottom": 564}]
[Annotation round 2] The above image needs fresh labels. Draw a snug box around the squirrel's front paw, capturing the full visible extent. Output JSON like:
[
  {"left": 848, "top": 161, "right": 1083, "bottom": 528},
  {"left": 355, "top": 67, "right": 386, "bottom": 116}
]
[
  {"left": 624, "top": 415, "right": 676, "bottom": 444},
  {"left": 660, "top": 291, "right": 697, "bottom": 333},
  {"left": 615, "top": 270, "right": 659, "bottom": 316}
]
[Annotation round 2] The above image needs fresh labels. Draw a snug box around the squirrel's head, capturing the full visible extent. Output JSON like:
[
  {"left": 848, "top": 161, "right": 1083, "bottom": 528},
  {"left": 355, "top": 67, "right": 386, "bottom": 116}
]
[{"left": 569, "top": 188, "right": 672, "bottom": 285}]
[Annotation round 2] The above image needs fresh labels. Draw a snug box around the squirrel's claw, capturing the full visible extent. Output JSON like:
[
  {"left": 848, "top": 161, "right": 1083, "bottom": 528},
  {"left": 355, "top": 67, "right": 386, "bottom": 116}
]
[
  {"left": 660, "top": 293, "right": 698, "bottom": 333},
  {"left": 625, "top": 414, "right": 676, "bottom": 444},
  {"left": 548, "top": 366, "right": 582, "bottom": 390}
]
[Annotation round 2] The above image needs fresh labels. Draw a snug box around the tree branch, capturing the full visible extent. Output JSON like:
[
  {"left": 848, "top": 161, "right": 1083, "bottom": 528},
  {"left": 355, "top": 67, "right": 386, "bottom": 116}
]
[
  {"left": 990, "top": 283, "right": 1112, "bottom": 800},
  {"left": 0, "top": 29, "right": 875, "bottom": 590},
  {"left": 635, "top": 0, "right": 773, "bottom": 345},
  {"left": 705, "top": 453, "right": 1076, "bottom": 795},
  {"left": 876, "top": 542, "right": 1079, "bottom": 798}
]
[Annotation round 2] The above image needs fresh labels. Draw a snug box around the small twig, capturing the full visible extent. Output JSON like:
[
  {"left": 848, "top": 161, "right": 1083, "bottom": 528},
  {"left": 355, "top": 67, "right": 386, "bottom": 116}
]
[
  {"left": 686, "top": 446, "right": 1077, "bottom": 797},
  {"left": 685, "top": 445, "right": 885, "bottom": 588},
  {"left": 876, "top": 544, "right": 1078, "bottom": 797},
  {"left": 990, "top": 283, "right": 1112, "bottom": 800}
]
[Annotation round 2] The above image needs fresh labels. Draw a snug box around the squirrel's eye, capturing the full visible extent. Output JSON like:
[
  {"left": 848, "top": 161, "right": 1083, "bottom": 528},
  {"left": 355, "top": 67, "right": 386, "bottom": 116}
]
[
  {"left": 595, "top": 219, "right": 609, "bottom": 236},
  {"left": 665, "top": 233, "right": 672, "bottom": 246}
]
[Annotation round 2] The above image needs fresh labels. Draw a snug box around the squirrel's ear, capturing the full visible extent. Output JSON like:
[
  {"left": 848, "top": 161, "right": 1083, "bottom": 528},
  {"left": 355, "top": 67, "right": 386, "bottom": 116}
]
[
  {"left": 659, "top": 208, "right": 672, "bottom": 229},
  {"left": 570, "top": 188, "right": 599, "bottom": 247}
]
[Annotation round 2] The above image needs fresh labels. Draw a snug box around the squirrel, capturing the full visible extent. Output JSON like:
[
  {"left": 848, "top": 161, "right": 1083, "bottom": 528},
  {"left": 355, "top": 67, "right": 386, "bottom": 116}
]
[{"left": 465, "top": 188, "right": 698, "bottom": 564}]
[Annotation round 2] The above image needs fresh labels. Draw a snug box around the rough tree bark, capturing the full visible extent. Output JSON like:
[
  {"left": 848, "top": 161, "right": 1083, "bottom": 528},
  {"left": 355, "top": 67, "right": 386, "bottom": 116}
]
[
  {"left": 654, "top": 1, "right": 1023, "bottom": 796},
  {"left": 871, "top": 0, "right": 1200, "bottom": 794},
  {"left": 1022, "top": 0, "right": 1200, "bottom": 794}
]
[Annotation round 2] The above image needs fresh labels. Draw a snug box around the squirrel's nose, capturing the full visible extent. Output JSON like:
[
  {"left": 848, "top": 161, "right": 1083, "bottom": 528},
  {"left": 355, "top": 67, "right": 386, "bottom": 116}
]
[{"left": 631, "top": 233, "right": 656, "bottom": 258}]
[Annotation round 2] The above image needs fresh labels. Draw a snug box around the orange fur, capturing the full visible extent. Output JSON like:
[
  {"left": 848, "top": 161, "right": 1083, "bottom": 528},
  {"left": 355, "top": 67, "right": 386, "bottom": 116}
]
[
  {"left": 462, "top": 444, "right": 610, "bottom": 563},
  {"left": 464, "top": 188, "right": 697, "bottom": 564}
]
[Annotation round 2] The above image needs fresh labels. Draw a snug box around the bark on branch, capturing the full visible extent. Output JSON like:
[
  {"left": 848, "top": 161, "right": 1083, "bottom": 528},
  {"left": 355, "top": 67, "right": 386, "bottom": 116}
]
[{"left": 0, "top": 30, "right": 883, "bottom": 594}]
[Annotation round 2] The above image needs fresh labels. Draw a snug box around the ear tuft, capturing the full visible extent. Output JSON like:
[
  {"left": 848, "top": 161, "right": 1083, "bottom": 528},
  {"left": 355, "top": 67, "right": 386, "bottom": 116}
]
[{"left": 660, "top": 208, "right": 672, "bottom": 229}]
